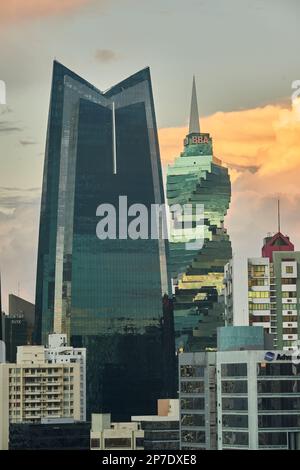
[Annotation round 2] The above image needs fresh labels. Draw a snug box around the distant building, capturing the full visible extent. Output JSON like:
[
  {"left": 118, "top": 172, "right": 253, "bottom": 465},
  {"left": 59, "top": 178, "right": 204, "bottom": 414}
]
[
  {"left": 9, "top": 294, "right": 35, "bottom": 339},
  {"left": 9, "top": 418, "right": 90, "bottom": 450},
  {"left": 132, "top": 399, "right": 180, "bottom": 450},
  {"left": 1, "top": 294, "right": 35, "bottom": 362},
  {"left": 2, "top": 314, "right": 27, "bottom": 362},
  {"left": 0, "top": 337, "right": 86, "bottom": 450},
  {"left": 248, "top": 232, "right": 300, "bottom": 350},
  {"left": 179, "top": 326, "right": 300, "bottom": 450},
  {"left": 90, "top": 414, "right": 144, "bottom": 450}
]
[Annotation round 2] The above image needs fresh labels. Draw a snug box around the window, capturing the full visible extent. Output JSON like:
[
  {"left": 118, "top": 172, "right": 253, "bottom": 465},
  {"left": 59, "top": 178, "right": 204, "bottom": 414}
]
[
  {"left": 181, "top": 414, "right": 205, "bottom": 427},
  {"left": 286, "top": 266, "right": 294, "bottom": 274},
  {"left": 222, "top": 415, "right": 248, "bottom": 428},
  {"left": 104, "top": 438, "right": 131, "bottom": 449},
  {"left": 90, "top": 438, "right": 100, "bottom": 448},
  {"left": 223, "top": 431, "right": 248, "bottom": 446},
  {"left": 258, "top": 415, "right": 300, "bottom": 428},
  {"left": 135, "top": 437, "right": 144, "bottom": 448},
  {"left": 180, "top": 365, "right": 205, "bottom": 378},
  {"left": 181, "top": 381, "right": 204, "bottom": 394},
  {"left": 258, "top": 380, "right": 300, "bottom": 394},
  {"left": 221, "top": 381, "right": 248, "bottom": 394},
  {"left": 221, "top": 364, "right": 247, "bottom": 377},
  {"left": 222, "top": 397, "right": 248, "bottom": 411},
  {"left": 181, "top": 430, "right": 205, "bottom": 444},
  {"left": 181, "top": 397, "right": 205, "bottom": 410},
  {"left": 258, "top": 432, "right": 287, "bottom": 447},
  {"left": 258, "top": 397, "right": 300, "bottom": 411}
]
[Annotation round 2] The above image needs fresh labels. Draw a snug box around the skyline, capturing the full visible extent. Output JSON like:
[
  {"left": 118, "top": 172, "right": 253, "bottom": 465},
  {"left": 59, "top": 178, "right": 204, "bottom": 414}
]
[{"left": 1, "top": 0, "right": 300, "bottom": 314}]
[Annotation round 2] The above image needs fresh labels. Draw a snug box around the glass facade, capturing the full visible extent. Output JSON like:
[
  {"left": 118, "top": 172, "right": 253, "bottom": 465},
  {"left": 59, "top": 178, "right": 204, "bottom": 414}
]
[
  {"left": 167, "top": 120, "right": 231, "bottom": 352},
  {"left": 34, "top": 61, "right": 175, "bottom": 419}
]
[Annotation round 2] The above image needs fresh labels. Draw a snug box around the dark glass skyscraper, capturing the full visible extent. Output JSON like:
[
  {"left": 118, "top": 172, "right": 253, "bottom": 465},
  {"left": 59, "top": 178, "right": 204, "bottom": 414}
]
[
  {"left": 34, "top": 61, "right": 175, "bottom": 419},
  {"left": 167, "top": 78, "right": 232, "bottom": 352}
]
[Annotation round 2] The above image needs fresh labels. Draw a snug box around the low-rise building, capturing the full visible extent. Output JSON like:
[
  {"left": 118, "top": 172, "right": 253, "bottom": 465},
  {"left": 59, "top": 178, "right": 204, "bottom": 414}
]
[
  {"left": 90, "top": 414, "right": 144, "bottom": 450},
  {"left": 132, "top": 399, "right": 180, "bottom": 450}
]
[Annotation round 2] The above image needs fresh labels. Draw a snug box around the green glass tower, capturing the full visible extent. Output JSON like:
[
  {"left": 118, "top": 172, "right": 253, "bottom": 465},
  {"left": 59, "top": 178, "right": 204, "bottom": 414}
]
[
  {"left": 167, "top": 78, "right": 232, "bottom": 351},
  {"left": 34, "top": 61, "right": 176, "bottom": 420}
]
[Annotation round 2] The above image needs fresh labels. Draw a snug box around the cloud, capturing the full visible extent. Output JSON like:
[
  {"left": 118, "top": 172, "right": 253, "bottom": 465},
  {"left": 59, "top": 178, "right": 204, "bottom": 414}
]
[
  {"left": 0, "top": 0, "right": 94, "bottom": 24},
  {"left": 95, "top": 49, "right": 120, "bottom": 63},
  {"left": 0, "top": 107, "right": 13, "bottom": 116},
  {"left": 0, "top": 121, "right": 23, "bottom": 133},
  {"left": 159, "top": 97, "right": 300, "bottom": 255},
  {"left": 19, "top": 139, "right": 37, "bottom": 146},
  {"left": 0, "top": 187, "right": 40, "bottom": 310}
]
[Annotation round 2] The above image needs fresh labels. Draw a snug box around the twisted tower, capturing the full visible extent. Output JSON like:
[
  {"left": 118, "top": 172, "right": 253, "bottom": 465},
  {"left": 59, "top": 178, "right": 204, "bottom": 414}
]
[{"left": 167, "top": 78, "right": 232, "bottom": 351}]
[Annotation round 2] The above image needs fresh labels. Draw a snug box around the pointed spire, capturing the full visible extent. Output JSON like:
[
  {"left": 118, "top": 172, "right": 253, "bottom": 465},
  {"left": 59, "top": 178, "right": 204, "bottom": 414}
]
[
  {"left": 189, "top": 76, "right": 200, "bottom": 134},
  {"left": 277, "top": 198, "right": 281, "bottom": 233}
]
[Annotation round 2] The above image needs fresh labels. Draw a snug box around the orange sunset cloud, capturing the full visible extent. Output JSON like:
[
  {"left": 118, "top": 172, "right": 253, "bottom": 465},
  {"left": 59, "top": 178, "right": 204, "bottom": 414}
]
[
  {"left": 0, "top": 0, "right": 93, "bottom": 23},
  {"left": 159, "top": 99, "right": 300, "bottom": 191},
  {"left": 159, "top": 99, "right": 300, "bottom": 255}
]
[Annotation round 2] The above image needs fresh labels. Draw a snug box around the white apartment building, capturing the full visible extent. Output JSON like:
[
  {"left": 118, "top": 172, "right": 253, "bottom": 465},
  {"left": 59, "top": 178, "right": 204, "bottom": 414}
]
[
  {"left": 45, "top": 334, "right": 86, "bottom": 421},
  {"left": 0, "top": 335, "right": 86, "bottom": 450}
]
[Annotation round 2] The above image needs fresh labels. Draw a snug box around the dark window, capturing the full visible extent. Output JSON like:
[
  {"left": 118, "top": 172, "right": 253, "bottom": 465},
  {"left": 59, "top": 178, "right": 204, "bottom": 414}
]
[
  {"left": 258, "top": 432, "right": 287, "bottom": 447},
  {"left": 221, "top": 381, "right": 247, "bottom": 394},
  {"left": 104, "top": 438, "right": 131, "bottom": 448},
  {"left": 221, "top": 364, "right": 247, "bottom": 377},
  {"left": 258, "top": 380, "right": 300, "bottom": 394},
  {"left": 181, "top": 381, "right": 204, "bottom": 394},
  {"left": 181, "top": 414, "right": 205, "bottom": 427},
  {"left": 223, "top": 431, "right": 248, "bottom": 446},
  {"left": 180, "top": 365, "right": 205, "bottom": 378},
  {"left": 222, "top": 397, "right": 248, "bottom": 411},
  {"left": 258, "top": 397, "right": 300, "bottom": 411},
  {"left": 90, "top": 438, "right": 100, "bottom": 448},
  {"left": 222, "top": 415, "right": 248, "bottom": 428},
  {"left": 258, "top": 415, "right": 300, "bottom": 428},
  {"left": 181, "top": 430, "right": 205, "bottom": 444},
  {"left": 181, "top": 397, "right": 205, "bottom": 410}
]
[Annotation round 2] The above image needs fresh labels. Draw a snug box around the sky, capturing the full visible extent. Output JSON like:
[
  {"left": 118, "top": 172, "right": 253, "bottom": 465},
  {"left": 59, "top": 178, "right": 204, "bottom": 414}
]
[{"left": 0, "top": 0, "right": 300, "bottom": 319}]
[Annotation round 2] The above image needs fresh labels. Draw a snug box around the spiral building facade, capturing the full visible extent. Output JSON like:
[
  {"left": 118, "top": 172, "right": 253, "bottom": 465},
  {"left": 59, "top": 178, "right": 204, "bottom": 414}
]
[{"left": 167, "top": 78, "right": 232, "bottom": 351}]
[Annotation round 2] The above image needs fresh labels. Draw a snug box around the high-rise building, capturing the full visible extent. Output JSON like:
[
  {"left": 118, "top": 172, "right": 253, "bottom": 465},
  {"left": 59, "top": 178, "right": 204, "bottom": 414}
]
[
  {"left": 179, "top": 326, "right": 300, "bottom": 450},
  {"left": 9, "top": 294, "right": 35, "bottom": 342},
  {"left": 167, "top": 78, "right": 232, "bottom": 352},
  {"left": 34, "top": 61, "right": 175, "bottom": 420},
  {"left": 1, "top": 314, "right": 27, "bottom": 362},
  {"left": 1, "top": 294, "right": 35, "bottom": 362},
  {"left": 0, "top": 339, "right": 85, "bottom": 450},
  {"left": 248, "top": 231, "right": 300, "bottom": 351},
  {"left": 179, "top": 351, "right": 217, "bottom": 450}
]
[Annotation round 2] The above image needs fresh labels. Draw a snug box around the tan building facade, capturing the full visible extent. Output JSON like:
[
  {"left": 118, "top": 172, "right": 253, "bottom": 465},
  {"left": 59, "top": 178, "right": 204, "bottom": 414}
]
[{"left": 0, "top": 345, "right": 81, "bottom": 450}]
